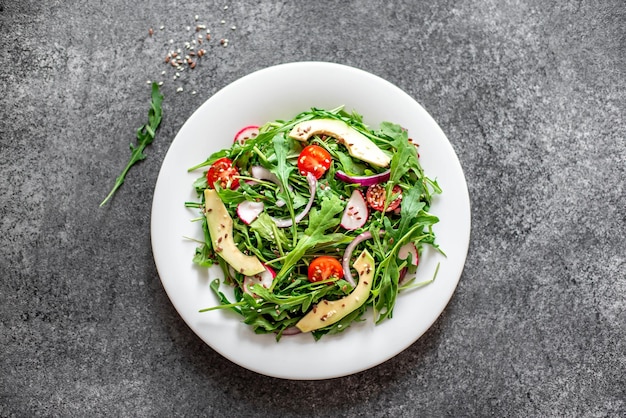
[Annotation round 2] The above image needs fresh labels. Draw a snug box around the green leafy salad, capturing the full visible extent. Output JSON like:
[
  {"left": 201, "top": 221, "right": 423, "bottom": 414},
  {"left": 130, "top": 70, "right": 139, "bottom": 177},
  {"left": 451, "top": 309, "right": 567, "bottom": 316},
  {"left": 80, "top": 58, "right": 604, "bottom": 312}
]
[{"left": 186, "top": 107, "right": 442, "bottom": 340}]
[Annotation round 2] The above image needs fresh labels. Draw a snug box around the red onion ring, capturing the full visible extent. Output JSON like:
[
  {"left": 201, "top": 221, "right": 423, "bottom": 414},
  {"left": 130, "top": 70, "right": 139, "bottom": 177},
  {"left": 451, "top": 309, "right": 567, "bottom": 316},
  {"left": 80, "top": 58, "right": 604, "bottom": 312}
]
[
  {"left": 271, "top": 172, "right": 317, "bottom": 228},
  {"left": 335, "top": 169, "right": 390, "bottom": 186},
  {"left": 249, "top": 165, "right": 292, "bottom": 207},
  {"left": 341, "top": 230, "right": 385, "bottom": 286},
  {"left": 281, "top": 326, "right": 302, "bottom": 336}
]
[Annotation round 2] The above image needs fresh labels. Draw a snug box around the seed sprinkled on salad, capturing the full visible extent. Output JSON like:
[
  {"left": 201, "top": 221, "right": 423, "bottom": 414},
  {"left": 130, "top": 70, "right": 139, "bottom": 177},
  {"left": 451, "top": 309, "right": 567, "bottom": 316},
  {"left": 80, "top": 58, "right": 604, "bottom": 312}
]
[{"left": 189, "top": 106, "right": 442, "bottom": 340}]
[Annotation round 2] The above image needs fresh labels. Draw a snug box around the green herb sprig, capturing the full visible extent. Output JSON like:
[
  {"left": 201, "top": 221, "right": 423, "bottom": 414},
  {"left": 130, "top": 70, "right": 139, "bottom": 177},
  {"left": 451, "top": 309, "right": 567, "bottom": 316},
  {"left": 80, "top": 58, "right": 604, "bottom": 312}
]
[{"left": 100, "top": 83, "right": 164, "bottom": 206}]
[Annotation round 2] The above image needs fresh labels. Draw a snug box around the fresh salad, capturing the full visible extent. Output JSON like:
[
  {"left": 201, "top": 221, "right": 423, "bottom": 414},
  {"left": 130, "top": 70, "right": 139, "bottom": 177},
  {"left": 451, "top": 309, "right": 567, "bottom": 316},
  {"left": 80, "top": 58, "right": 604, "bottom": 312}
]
[{"left": 186, "top": 107, "right": 442, "bottom": 340}]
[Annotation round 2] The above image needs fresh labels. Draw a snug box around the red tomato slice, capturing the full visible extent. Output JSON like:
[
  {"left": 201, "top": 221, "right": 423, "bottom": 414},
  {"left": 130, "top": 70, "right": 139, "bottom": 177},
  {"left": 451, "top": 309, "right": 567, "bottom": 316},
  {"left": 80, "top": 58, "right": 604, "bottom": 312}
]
[
  {"left": 307, "top": 256, "right": 344, "bottom": 283},
  {"left": 366, "top": 183, "right": 402, "bottom": 212},
  {"left": 297, "top": 145, "right": 332, "bottom": 179},
  {"left": 207, "top": 157, "right": 240, "bottom": 190}
]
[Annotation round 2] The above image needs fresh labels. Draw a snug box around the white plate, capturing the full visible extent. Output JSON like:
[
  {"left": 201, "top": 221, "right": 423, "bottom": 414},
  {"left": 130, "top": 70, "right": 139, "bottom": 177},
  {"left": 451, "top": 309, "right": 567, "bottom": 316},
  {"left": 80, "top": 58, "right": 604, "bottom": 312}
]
[{"left": 151, "top": 62, "right": 471, "bottom": 380}]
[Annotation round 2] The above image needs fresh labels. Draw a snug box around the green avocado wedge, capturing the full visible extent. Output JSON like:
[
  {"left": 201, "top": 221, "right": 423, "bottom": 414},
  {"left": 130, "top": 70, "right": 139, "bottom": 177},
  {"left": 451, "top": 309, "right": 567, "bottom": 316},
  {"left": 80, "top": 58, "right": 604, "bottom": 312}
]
[
  {"left": 288, "top": 119, "right": 391, "bottom": 168},
  {"left": 296, "top": 250, "right": 375, "bottom": 333},
  {"left": 204, "top": 189, "right": 265, "bottom": 276}
]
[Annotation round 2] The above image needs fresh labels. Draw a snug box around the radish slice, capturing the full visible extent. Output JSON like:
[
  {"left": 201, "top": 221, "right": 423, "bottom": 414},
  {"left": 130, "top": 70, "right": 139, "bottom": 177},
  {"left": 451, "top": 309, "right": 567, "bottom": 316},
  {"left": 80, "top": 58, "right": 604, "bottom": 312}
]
[
  {"left": 272, "top": 173, "right": 317, "bottom": 228},
  {"left": 234, "top": 125, "right": 260, "bottom": 145},
  {"left": 398, "top": 242, "right": 419, "bottom": 266},
  {"left": 243, "top": 264, "right": 276, "bottom": 296},
  {"left": 236, "top": 200, "right": 264, "bottom": 225},
  {"left": 340, "top": 190, "right": 368, "bottom": 230},
  {"left": 249, "top": 165, "right": 292, "bottom": 207},
  {"left": 335, "top": 169, "right": 390, "bottom": 186}
]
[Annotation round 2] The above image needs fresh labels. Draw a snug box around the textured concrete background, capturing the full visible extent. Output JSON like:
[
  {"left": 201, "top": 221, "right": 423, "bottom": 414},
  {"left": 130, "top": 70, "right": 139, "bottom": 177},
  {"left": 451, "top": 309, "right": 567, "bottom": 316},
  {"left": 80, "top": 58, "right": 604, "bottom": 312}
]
[{"left": 1, "top": 0, "right": 625, "bottom": 416}]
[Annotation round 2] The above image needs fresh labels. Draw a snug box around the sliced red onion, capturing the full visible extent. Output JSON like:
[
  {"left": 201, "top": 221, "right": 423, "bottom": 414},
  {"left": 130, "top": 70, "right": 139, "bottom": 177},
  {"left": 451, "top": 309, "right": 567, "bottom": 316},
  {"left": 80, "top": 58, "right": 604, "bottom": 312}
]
[
  {"left": 271, "top": 172, "right": 317, "bottom": 228},
  {"left": 249, "top": 165, "right": 291, "bottom": 207},
  {"left": 281, "top": 326, "right": 302, "bottom": 336},
  {"left": 250, "top": 165, "right": 280, "bottom": 185},
  {"left": 340, "top": 189, "right": 368, "bottom": 230},
  {"left": 341, "top": 230, "right": 385, "bottom": 286},
  {"left": 335, "top": 169, "right": 390, "bottom": 186},
  {"left": 236, "top": 200, "right": 265, "bottom": 225},
  {"left": 399, "top": 267, "right": 408, "bottom": 283},
  {"left": 243, "top": 264, "right": 276, "bottom": 296}
]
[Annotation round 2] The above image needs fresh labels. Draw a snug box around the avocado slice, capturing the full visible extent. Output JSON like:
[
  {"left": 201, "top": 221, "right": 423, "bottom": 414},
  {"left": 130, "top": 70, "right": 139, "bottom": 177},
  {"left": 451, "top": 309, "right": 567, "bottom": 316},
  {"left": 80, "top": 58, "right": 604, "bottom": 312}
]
[
  {"left": 204, "top": 189, "right": 265, "bottom": 276},
  {"left": 288, "top": 119, "right": 391, "bottom": 168},
  {"left": 296, "top": 250, "right": 375, "bottom": 333}
]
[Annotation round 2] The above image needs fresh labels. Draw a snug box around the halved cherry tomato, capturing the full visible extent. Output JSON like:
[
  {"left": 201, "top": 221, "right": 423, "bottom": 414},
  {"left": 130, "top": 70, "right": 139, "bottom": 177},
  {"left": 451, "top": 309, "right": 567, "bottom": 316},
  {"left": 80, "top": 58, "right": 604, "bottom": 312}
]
[
  {"left": 366, "top": 183, "right": 402, "bottom": 212},
  {"left": 207, "top": 157, "right": 240, "bottom": 190},
  {"left": 297, "top": 145, "right": 332, "bottom": 179},
  {"left": 307, "top": 256, "right": 344, "bottom": 283}
]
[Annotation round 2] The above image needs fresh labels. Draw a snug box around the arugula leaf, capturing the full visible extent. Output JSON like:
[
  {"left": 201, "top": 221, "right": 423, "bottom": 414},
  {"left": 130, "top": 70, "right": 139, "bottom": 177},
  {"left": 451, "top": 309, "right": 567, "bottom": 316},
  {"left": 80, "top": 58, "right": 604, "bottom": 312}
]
[
  {"left": 394, "top": 187, "right": 426, "bottom": 239},
  {"left": 249, "top": 212, "right": 289, "bottom": 250},
  {"left": 271, "top": 134, "right": 297, "bottom": 242},
  {"left": 100, "top": 83, "right": 164, "bottom": 206},
  {"left": 334, "top": 150, "right": 367, "bottom": 176},
  {"left": 206, "top": 279, "right": 242, "bottom": 315},
  {"left": 384, "top": 122, "right": 419, "bottom": 185},
  {"left": 272, "top": 194, "right": 345, "bottom": 285}
]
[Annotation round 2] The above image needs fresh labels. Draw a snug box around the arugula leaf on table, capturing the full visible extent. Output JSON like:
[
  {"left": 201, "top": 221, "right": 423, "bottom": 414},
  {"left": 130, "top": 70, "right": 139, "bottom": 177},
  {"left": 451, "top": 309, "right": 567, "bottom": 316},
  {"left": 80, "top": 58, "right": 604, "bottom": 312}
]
[{"left": 100, "top": 83, "right": 164, "bottom": 206}]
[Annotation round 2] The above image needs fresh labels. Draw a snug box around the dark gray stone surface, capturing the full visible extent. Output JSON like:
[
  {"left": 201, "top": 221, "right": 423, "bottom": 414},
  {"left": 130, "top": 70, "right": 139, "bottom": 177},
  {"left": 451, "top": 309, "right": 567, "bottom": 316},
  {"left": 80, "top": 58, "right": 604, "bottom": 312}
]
[{"left": 1, "top": 0, "right": 624, "bottom": 416}]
